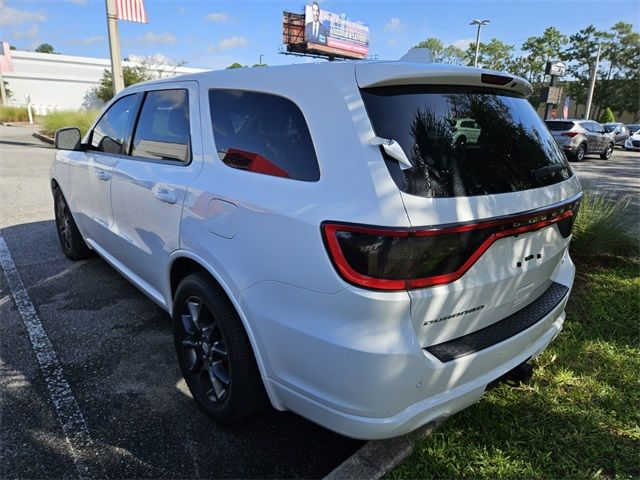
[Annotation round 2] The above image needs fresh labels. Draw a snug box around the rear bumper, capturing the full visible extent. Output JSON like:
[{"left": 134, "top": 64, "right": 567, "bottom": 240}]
[{"left": 240, "top": 250, "right": 575, "bottom": 440}]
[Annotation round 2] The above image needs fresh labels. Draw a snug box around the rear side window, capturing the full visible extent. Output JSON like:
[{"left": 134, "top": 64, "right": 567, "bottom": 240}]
[
  {"left": 91, "top": 93, "right": 140, "bottom": 154},
  {"left": 546, "top": 121, "right": 575, "bottom": 131},
  {"left": 209, "top": 90, "right": 320, "bottom": 181},
  {"left": 132, "top": 89, "right": 190, "bottom": 162},
  {"left": 361, "top": 85, "right": 572, "bottom": 198}
]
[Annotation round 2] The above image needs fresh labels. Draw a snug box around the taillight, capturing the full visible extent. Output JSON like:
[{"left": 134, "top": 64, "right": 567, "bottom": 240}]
[
  {"left": 561, "top": 132, "right": 579, "bottom": 138},
  {"left": 481, "top": 73, "right": 513, "bottom": 85},
  {"left": 322, "top": 197, "right": 581, "bottom": 291}
]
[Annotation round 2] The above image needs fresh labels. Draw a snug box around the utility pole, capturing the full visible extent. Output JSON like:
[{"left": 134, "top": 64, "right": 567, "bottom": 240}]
[
  {"left": 584, "top": 43, "right": 601, "bottom": 120},
  {"left": 259, "top": 54, "right": 264, "bottom": 66},
  {"left": 470, "top": 19, "right": 490, "bottom": 67},
  {"left": 105, "top": 0, "right": 125, "bottom": 94},
  {"left": 0, "top": 69, "right": 6, "bottom": 105}
]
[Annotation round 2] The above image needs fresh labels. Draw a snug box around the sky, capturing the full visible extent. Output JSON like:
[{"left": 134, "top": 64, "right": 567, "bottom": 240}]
[{"left": 1, "top": 0, "right": 638, "bottom": 70}]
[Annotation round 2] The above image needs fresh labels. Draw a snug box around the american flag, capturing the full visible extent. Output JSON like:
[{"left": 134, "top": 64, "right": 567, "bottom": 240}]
[
  {"left": 116, "top": 0, "right": 148, "bottom": 23},
  {"left": 562, "top": 96, "right": 571, "bottom": 119},
  {"left": 0, "top": 41, "right": 14, "bottom": 73}
]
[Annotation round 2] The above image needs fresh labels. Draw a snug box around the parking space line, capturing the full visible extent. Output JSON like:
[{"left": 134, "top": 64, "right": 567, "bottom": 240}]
[{"left": 0, "top": 235, "right": 92, "bottom": 479}]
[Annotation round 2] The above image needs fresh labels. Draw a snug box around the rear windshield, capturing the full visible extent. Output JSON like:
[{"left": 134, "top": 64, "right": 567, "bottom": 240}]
[
  {"left": 603, "top": 124, "right": 617, "bottom": 132},
  {"left": 361, "top": 86, "right": 572, "bottom": 198},
  {"left": 546, "top": 121, "right": 575, "bottom": 131}
]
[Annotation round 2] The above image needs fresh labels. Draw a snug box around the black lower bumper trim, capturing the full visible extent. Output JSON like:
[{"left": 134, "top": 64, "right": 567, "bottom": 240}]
[{"left": 425, "top": 282, "right": 569, "bottom": 362}]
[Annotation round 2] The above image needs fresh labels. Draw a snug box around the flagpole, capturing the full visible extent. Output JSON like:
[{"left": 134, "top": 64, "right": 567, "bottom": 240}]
[{"left": 105, "top": 0, "right": 125, "bottom": 95}]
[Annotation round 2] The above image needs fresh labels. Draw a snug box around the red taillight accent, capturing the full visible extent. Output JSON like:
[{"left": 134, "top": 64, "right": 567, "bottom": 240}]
[
  {"left": 322, "top": 199, "right": 579, "bottom": 291},
  {"left": 561, "top": 132, "right": 579, "bottom": 138},
  {"left": 481, "top": 73, "right": 513, "bottom": 85}
]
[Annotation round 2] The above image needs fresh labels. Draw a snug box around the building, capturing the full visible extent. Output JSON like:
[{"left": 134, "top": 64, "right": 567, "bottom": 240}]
[{"left": 2, "top": 50, "right": 207, "bottom": 113}]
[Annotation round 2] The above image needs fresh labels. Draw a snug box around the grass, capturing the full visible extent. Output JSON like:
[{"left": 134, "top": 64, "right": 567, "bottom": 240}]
[
  {"left": 42, "top": 109, "right": 99, "bottom": 137},
  {"left": 388, "top": 253, "right": 639, "bottom": 479},
  {"left": 0, "top": 105, "right": 29, "bottom": 122},
  {"left": 571, "top": 192, "right": 638, "bottom": 255}
]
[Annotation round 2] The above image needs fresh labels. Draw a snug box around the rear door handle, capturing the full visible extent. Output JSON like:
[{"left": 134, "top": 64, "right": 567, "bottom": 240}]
[
  {"left": 96, "top": 170, "right": 111, "bottom": 181},
  {"left": 154, "top": 189, "right": 177, "bottom": 204}
]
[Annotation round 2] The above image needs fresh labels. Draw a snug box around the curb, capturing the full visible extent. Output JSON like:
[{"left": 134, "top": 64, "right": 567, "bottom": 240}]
[
  {"left": 323, "top": 419, "right": 445, "bottom": 480},
  {"left": 32, "top": 131, "right": 54, "bottom": 145}
]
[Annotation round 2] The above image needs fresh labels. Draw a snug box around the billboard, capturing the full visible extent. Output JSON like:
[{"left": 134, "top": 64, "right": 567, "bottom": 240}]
[{"left": 304, "top": 3, "right": 369, "bottom": 58}]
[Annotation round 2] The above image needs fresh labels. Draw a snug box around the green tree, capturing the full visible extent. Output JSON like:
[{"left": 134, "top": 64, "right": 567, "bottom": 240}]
[
  {"left": 466, "top": 38, "right": 514, "bottom": 71},
  {"left": 93, "top": 64, "right": 153, "bottom": 103},
  {"left": 226, "top": 62, "right": 246, "bottom": 69},
  {"left": 520, "top": 27, "right": 567, "bottom": 84},
  {"left": 413, "top": 38, "right": 467, "bottom": 65},
  {"left": 561, "top": 25, "right": 612, "bottom": 116},
  {"left": 599, "top": 107, "right": 615, "bottom": 123},
  {"left": 35, "top": 43, "right": 56, "bottom": 54}
]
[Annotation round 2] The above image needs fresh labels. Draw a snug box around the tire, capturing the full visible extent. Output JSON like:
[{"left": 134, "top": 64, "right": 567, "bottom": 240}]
[
  {"left": 600, "top": 142, "right": 614, "bottom": 160},
  {"left": 571, "top": 143, "right": 586, "bottom": 162},
  {"left": 53, "top": 188, "right": 93, "bottom": 260},
  {"left": 172, "top": 272, "right": 266, "bottom": 424},
  {"left": 456, "top": 135, "right": 467, "bottom": 146}
]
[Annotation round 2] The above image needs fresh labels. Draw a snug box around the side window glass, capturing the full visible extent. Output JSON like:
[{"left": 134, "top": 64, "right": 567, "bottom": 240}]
[
  {"left": 131, "top": 89, "right": 190, "bottom": 162},
  {"left": 91, "top": 94, "right": 140, "bottom": 154},
  {"left": 209, "top": 90, "right": 320, "bottom": 181}
]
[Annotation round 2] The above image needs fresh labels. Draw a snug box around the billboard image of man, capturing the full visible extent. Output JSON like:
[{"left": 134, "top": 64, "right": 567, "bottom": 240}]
[{"left": 305, "top": 2, "right": 329, "bottom": 45}]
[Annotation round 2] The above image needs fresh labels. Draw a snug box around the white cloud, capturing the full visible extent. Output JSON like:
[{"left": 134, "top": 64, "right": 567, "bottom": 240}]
[
  {"left": 384, "top": 17, "right": 403, "bottom": 32},
  {"left": 452, "top": 38, "right": 474, "bottom": 50},
  {"left": 387, "top": 39, "right": 397, "bottom": 46},
  {"left": 73, "top": 35, "right": 105, "bottom": 45},
  {"left": 65, "top": 0, "right": 87, "bottom": 5},
  {"left": 126, "top": 31, "right": 176, "bottom": 46},
  {"left": 0, "top": 0, "right": 46, "bottom": 26},
  {"left": 208, "top": 36, "right": 248, "bottom": 52},
  {"left": 177, "top": 6, "right": 186, "bottom": 15},
  {"left": 12, "top": 24, "right": 38, "bottom": 39},
  {"left": 204, "top": 12, "right": 228, "bottom": 22}
]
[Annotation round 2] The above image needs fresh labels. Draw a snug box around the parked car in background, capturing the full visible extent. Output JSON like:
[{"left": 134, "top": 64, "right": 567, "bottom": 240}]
[
  {"left": 626, "top": 124, "right": 640, "bottom": 135},
  {"left": 452, "top": 118, "right": 481, "bottom": 145},
  {"left": 50, "top": 62, "right": 581, "bottom": 440},
  {"left": 625, "top": 130, "right": 640, "bottom": 151},
  {"left": 546, "top": 119, "right": 614, "bottom": 161},
  {"left": 603, "top": 122, "right": 630, "bottom": 146}
]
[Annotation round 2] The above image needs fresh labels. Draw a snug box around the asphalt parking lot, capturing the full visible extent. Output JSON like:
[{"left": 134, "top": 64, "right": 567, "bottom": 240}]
[
  {"left": 1, "top": 124, "right": 639, "bottom": 479},
  {"left": 0, "top": 125, "right": 364, "bottom": 479}
]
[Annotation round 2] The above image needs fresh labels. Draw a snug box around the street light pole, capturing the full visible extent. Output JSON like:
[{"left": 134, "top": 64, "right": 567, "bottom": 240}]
[
  {"left": 470, "top": 19, "right": 490, "bottom": 68},
  {"left": 584, "top": 43, "right": 601, "bottom": 120}
]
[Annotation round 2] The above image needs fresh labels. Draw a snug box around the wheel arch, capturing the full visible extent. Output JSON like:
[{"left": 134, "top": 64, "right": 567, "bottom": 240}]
[{"left": 166, "top": 251, "right": 283, "bottom": 409}]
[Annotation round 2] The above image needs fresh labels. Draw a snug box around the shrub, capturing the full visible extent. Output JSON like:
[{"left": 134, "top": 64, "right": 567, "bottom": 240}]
[
  {"left": 599, "top": 107, "right": 616, "bottom": 124},
  {"left": 0, "top": 106, "right": 29, "bottom": 122},
  {"left": 571, "top": 191, "right": 638, "bottom": 256},
  {"left": 42, "top": 110, "right": 99, "bottom": 137}
]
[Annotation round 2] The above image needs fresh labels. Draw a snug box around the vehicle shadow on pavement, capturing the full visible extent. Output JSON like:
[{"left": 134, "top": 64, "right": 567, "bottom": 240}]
[{"left": 0, "top": 220, "right": 363, "bottom": 479}]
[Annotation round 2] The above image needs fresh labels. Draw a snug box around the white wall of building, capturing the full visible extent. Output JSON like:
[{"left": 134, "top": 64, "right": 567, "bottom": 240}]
[{"left": 3, "top": 50, "right": 207, "bottom": 113}]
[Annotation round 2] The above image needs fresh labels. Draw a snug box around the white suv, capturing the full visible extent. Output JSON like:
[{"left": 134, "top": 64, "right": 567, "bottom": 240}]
[{"left": 51, "top": 61, "right": 581, "bottom": 440}]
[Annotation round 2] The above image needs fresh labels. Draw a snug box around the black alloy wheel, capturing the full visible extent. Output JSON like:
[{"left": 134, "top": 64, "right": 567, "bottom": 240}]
[
  {"left": 53, "top": 189, "right": 93, "bottom": 260},
  {"left": 173, "top": 273, "right": 266, "bottom": 423},
  {"left": 178, "top": 296, "right": 231, "bottom": 404}
]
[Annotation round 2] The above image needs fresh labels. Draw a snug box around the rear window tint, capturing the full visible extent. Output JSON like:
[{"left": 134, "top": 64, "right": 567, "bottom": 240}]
[
  {"left": 362, "top": 85, "right": 572, "bottom": 198},
  {"left": 209, "top": 90, "right": 320, "bottom": 181},
  {"left": 546, "top": 121, "right": 575, "bottom": 131}
]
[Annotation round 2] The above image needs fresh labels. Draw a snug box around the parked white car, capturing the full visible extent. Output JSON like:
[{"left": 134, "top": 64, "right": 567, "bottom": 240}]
[
  {"left": 51, "top": 61, "right": 581, "bottom": 440},
  {"left": 625, "top": 130, "right": 640, "bottom": 151},
  {"left": 452, "top": 118, "right": 481, "bottom": 145}
]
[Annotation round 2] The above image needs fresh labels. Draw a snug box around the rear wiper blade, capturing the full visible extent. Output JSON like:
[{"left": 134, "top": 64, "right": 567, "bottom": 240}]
[{"left": 531, "top": 164, "right": 568, "bottom": 180}]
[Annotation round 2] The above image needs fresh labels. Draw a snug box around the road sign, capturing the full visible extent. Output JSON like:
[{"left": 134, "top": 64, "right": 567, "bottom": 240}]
[{"left": 545, "top": 61, "right": 566, "bottom": 77}]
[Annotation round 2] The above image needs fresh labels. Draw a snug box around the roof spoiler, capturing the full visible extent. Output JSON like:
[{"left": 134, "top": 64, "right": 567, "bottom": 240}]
[{"left": 399, "top": 48, "right": 434, "bottom": 64}]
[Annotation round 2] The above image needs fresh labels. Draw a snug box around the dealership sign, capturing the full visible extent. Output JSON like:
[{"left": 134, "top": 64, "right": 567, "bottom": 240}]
[{"left": 304, "top": 4, "right": 369, "bottom": 57}]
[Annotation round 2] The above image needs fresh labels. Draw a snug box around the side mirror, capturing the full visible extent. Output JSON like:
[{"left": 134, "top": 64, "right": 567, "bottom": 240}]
[
  {"left": 55, "top": 127, "right": 82, "bottom": 151},
  {"left": 99, "top": 136, "right": 123, "bottom": 155}
]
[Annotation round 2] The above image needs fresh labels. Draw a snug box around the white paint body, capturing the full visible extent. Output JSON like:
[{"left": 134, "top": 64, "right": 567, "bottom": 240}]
[{"left": 51, "top": 61, "right": 581, "bottom": 440}]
